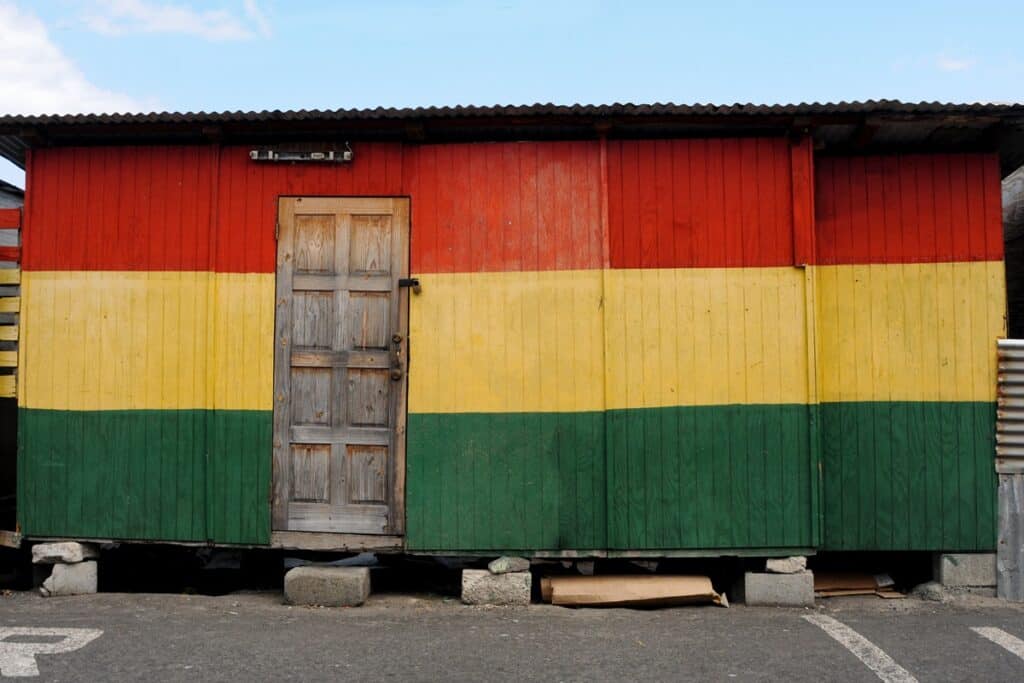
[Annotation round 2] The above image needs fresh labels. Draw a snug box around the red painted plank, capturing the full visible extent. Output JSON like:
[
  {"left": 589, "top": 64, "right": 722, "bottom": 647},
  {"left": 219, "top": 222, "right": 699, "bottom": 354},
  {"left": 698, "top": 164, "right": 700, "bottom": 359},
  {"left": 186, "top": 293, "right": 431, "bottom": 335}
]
[
  {"left": 0, "top": 209, "right": 19, "bottom": 229},
  {"left": 0, "top": 246, "right": 18, "bottom": 261},
  {"left": 607, "top": 137, "right": 795, "bottom": 268},
  {"left": 790, "top": 137, "right": 815, "bottom": 265},
  {"left": 815, "top": 153, "right": 1003, "bottom": 264}
]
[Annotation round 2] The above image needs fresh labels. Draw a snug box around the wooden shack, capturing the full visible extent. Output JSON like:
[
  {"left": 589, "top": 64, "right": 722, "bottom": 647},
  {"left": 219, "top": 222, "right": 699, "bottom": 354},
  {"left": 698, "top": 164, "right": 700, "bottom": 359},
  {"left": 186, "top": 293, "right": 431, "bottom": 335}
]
[{"left": 1, "top": 101, "right": 1022, "bottom": 556}]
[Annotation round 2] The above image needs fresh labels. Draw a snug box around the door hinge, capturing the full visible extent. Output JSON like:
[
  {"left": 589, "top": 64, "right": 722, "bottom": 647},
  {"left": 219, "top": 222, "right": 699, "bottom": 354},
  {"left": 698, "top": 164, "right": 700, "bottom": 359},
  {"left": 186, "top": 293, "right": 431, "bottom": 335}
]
[{"left": 274, "top": 221, "right": 280, "bottom": 240}]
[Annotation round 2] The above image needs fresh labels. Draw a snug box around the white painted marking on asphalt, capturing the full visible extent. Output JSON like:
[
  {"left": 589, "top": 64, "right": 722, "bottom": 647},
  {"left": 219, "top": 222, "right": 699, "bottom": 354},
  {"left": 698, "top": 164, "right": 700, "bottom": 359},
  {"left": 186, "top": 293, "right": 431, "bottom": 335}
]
[
  {"left": 802, "top": 614, "right": 917, "bottom": 683},
  {"left": 971, "top": 627, "right": 1024, "bottom": 661},
  {"left": 0, "top": 628, "right": 103, "bottom": 677}
]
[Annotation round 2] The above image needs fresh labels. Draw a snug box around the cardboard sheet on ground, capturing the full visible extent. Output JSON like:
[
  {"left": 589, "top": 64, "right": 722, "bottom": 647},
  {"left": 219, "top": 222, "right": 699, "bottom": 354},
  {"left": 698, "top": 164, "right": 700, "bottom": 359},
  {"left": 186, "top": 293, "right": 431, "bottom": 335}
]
[
  {"left": 814, "top": 572, "right": 903, "bottom": 599},
  {"left": 540, "top": 575, "right": 728, "bottom": 608}
]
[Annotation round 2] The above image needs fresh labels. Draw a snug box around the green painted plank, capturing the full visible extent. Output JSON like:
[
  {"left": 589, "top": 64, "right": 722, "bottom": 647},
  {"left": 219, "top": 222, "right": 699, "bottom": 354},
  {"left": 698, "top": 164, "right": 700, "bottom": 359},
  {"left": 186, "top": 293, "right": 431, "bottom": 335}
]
[
  {"left": 606, "top": 404, "right": 813, "bottom": 551},
  {"left": 17, "top": 408, "right": 271, "bottom": 544},
  {"left": 406, "top": 411, "right": 606, "bottom": 552},
  {"left": 820, "top": 401, "right": 996, "bottom": 551}
]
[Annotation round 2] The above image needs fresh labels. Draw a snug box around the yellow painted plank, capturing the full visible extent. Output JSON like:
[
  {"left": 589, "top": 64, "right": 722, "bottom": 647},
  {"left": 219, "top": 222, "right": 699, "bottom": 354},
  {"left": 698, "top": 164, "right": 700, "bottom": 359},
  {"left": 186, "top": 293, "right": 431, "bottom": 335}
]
[
  {"left": 0, "top": 296, "right": 18, "bottom": 313},
  {"left": 411, "top": 267, "right": 811, "bottom": 413},
  {"left": 409, "top": 270, "right": 606, "bottom": 414},
  {"left": 0, "top": 350, "right": 15, "bottom": 367},
  {"left": 815, "top": 261, "right": 1005, "bottom": 402},
  {"left": 0, "top": 268, "right": 18, "bottom": 285},
  {"left": 0, "top": 325, "right": 16, "bottom": 341},
  {"left": 20, "top": 271, "right": 273, "bottom": 411},
  {"left": 0, "top": 374, "right": 14, "bottom": 398},
  {"left": 605, "top": 267, "right": 809, "bottom": 410}
]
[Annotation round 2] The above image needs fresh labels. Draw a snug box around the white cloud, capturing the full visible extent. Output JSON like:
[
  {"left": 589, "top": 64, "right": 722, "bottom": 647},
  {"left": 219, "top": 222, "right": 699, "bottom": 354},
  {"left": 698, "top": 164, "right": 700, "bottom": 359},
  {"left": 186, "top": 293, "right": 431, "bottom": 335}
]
[
  {"left": 81, "top": 0, "right": 271, "bottom": 41},
  {"left": 936, "top": 54, "right": 976, "bottom": 73},
  {"left": 0, "top": 2, "right": 150, "bottom": 115}
]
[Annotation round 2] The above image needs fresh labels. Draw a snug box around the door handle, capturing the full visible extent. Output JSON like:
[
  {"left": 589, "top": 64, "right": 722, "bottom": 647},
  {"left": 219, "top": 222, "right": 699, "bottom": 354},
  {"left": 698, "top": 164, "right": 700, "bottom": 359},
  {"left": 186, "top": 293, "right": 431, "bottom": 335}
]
[{"left": 391, "top": 334, "right": 404, "bottom": 381}]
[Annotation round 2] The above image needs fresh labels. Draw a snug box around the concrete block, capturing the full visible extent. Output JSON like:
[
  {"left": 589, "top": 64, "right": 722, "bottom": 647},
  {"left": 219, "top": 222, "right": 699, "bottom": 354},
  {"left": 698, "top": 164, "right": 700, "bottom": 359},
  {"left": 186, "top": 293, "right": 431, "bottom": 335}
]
[
  {"left": 462, "top": 569, "right": 531, "bottom": 606},
  {"left": 741, "top": 571, "right": 814, "bottom": 606},
  {"left": 32, "top": 542, "right": 99, "bottom": 565},
  {"left": 765, "top": 556, "right": 807, "bottom": 574},
  {"left": 935, "top": 553, "right": 996, "bottom": 587},
  {"left": 40, "top": 561, "right": 98, "bottom": 596},
  {"left": 284, "top": 566, "right": 370, "bottom": 607},
  {"left": 488, "top": 556, "right": 530, "bottom": 574}
]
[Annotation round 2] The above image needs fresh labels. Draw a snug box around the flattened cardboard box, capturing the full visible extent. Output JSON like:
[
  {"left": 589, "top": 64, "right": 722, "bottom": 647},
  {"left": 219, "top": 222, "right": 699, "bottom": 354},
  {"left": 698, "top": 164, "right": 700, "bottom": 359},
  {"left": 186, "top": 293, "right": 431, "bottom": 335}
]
[{"left": 541, "top": 575, "right": 728, "bottom": 607}]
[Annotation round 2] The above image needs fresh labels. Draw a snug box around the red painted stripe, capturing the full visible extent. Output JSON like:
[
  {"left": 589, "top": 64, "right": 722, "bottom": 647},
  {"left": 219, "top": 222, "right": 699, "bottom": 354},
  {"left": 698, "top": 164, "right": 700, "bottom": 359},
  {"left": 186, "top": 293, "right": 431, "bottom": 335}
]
[
  {"left": 408, "top": 141, "right": 604, "bottom": 273},
  {"left": 0, "top": 246, "right": 18, "bottom": 261},
  {"left": 607, "top": 137, "right": 797, "bottom": 268},
  {"left": 23, "top": 144, "right": 406, "bottom": 272},
  {"left": 0, "top": 209, "right": 19, "bottom": 229},
  {"left": 815, "top": 153, "right": 1003, "bottom": 264}
]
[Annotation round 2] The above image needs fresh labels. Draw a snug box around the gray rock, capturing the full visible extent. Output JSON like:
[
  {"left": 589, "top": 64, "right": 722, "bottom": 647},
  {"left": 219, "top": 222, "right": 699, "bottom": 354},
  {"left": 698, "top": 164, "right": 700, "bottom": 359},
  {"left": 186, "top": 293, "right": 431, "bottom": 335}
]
[
  {"left": 284, "top": 566, "right": 370, "bottom": 607},
  {"left": 40, "top": 561, "right": 98, "bottom": 596},
  {"left": 764, "top": 556, "right": 807, "bottom": 574},
  {"left": 32, "top": 542, "right": 99, "bottom": 565},
  {"left": 739, "top": 572, "right": 814, "bottom": 606},
  {"left": 462, "top": 569, "right": 531, "bottom": 606},
  {"left": 487, "top": 556, "right": 530, "bottom": 574},
  {"left": 912, "top": 581, "right": 949, "bottom": 602},
  {"left": 935, "top": 553, "right": 996, "bottom": 587}
]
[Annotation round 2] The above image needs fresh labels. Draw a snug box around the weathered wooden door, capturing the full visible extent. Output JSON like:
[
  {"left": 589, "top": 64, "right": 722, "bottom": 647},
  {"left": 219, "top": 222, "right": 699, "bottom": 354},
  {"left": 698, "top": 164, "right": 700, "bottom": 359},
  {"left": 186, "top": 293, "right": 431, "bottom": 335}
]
[{"left": 272, "top": 197, "right": 409, "bottom": 535}]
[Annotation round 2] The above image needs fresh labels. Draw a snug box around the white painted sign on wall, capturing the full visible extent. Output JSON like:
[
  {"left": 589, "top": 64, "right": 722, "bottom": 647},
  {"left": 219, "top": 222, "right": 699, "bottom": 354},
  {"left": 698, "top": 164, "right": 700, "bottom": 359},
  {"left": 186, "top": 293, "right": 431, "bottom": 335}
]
[{"left": 0, "top": 628, "right": 102, "bottom": 677}]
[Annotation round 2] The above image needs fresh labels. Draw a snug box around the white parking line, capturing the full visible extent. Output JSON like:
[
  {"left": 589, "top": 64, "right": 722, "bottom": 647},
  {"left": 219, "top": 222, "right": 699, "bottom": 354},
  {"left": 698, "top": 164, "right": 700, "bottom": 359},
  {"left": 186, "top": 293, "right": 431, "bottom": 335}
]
[
  {"left": 802, "top": 614, "right": 918, "bottom": 683},
  {"left": 971, "top": 627, "right": 1024, "bottom": 661}
]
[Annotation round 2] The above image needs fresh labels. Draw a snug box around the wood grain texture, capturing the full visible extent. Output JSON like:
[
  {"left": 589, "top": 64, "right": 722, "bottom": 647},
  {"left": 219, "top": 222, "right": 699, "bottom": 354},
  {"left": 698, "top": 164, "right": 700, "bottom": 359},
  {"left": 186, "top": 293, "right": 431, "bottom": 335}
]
[
  {"left": 815, "top": 261, "right": 1006, "bottom": 402},
  {"left": 815, "top": 153, "right": 1003, "bottom": 264},
  {"left": 273, "top": 197, "right": 408, "bottom": 535},
  {"left": 408, "top": 270, "right": 605, "bottom": 414},
  {"left": 405, "top": 141, "right": 603, "bottom": 273},
  {"left": 19, "top": 271, "right": 273, "bottom": 410},
  {"left": 17, "top": 408, "right": 271, "bottom": 544},
  {"left": 607, "top": 137, "right": 795, "bottom": 268}
]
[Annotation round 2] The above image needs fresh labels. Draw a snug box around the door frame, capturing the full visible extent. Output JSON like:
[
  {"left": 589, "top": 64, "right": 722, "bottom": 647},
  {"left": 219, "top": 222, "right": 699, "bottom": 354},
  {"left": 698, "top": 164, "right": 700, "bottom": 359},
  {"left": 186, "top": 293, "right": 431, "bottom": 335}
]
[{"left": 270, "top": 196, "right": 410, "bottom": 538}]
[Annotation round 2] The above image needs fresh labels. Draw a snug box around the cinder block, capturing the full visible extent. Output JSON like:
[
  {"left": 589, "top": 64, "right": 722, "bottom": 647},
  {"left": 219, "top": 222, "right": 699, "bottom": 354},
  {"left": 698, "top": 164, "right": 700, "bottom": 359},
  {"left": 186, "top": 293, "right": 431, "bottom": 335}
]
[
  {"left": 40, "top": 561, "right": 98, "bottom": 596},
  {"left": 935, "top": 553, "right": 996, "bottom": 587},
  {"left": 284, "top": 566, "right": 370, "bottom": 607},
  {"left": 765, "top": 556, "right": 807, "bottom": 574},
  {"left": 32, "top": 542, "right": 99, "bottom": 565},
  {"left": 462, "top": 569, "right": 531, "bottom": 606},
  {"left": 741, "top": 571, "right": 814, "bottom": 606}
]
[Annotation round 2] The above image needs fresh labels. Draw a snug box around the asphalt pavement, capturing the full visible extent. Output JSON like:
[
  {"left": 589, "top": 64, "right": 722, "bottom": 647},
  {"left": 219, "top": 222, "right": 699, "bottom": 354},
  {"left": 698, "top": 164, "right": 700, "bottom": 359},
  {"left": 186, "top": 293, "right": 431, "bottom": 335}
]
[{"left": 2, "top": 590, "right": 1024, "bottom": 681}]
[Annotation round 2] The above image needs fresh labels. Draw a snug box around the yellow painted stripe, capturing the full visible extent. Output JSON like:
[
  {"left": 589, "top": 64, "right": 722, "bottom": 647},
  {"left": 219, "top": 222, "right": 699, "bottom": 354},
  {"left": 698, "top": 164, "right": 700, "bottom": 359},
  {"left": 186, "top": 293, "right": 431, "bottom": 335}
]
[
  {"left": 0, "top": 296, "right": 18, "bottom": 313},
  {"left": 409, "top": 270, "right": 607, "bottom": 413},
  {"left": 410, "top": 267, "right": 810, "bottom": 413},
  {"left": 0, "top": 325, "right": 15, "bottom": 341},
  {"left": 0, "top": 268, "right": 18, "bottom": 285},
  {"left": 605, "top": 267, "right": 809, "bottom": 409},
  {"left": 815, "top": 261, "right": 1006, "bottom": 402},
  {"left": 20, "top": 271, "right": 274, "bottom": 411},
  {"left": 0, "top": 351, "right": 15, "bottom": 367},
  {"left": 0, "top": 374, "right": 13, "bottom": 398}
]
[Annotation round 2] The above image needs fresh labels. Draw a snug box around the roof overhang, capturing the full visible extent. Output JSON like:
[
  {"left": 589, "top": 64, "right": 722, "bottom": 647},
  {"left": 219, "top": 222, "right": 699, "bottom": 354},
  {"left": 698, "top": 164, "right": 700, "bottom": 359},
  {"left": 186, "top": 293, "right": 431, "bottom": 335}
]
[{"left": 2, "top": 100, "right": 1023, "bottom": 176}]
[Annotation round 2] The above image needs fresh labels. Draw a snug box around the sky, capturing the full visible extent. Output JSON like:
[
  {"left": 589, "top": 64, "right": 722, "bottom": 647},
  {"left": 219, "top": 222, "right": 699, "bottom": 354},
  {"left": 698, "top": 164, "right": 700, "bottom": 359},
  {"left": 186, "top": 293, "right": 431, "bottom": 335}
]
[{"left": 1, "top": 0, "right": 1023, "bottom": 187}]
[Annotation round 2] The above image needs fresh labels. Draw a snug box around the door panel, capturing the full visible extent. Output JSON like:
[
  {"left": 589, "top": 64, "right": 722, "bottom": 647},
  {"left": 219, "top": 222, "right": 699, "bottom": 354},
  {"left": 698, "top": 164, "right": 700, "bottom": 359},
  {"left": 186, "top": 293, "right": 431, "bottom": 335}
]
[{"left": 273, "top": 197, "right": 409, "bottom": 535}]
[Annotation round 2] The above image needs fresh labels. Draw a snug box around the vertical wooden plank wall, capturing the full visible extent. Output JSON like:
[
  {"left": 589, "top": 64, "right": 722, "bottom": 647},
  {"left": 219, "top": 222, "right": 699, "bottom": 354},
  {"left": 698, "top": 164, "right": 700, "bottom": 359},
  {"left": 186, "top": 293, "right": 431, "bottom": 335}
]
[
  {"left": 815, "top": 153, "right": 1006, "bottom": 551},
  {"left": 17, "top": 144, "right": 405, "bottom": 544},
  {"left": 603, "top": 138, "right": 815, "bottom": 550},
  {"left": 404, "top": 141, "right": 607, "bottom": 551}
]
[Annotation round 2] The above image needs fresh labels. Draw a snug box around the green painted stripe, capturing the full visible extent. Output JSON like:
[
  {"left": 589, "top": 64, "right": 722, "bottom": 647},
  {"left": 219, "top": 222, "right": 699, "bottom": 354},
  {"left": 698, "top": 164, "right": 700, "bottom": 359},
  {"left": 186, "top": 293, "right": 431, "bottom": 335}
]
[
  {"left": 407, "top": 405, "right": 816, "bottom": 552},
  {"left": 606, "top": 404, "right": 814, "bottom": 550},
  {"left": 407, "top": 412, "right": 607, "bottom": 551},
  {"left": 820, "top": 401, "right": 997, "bottom": 551},
  {"left": 17, "top": 408, "right": 271, "bottom": 545}
]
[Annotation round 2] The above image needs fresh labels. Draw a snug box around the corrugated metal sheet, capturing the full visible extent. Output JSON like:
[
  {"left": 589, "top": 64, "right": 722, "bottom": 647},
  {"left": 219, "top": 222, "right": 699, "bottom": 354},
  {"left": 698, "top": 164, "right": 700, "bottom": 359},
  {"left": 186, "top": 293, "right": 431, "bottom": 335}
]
[
  {"left": 1, "top": 100, "right": 1021, "bottom": 127},
  {"left": 998, "top": 340, "right": 1024, "bottom": 473}
]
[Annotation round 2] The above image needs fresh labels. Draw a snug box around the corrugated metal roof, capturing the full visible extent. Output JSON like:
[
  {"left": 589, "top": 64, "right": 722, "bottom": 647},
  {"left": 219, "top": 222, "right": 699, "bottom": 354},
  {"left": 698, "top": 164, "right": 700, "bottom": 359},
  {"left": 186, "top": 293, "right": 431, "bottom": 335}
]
[
  {"left": 2, "top": 100, "right": 1023, "bottom": 172},
  {"left": 0, "top": 99, "right": 1022, "bottom": 126}
]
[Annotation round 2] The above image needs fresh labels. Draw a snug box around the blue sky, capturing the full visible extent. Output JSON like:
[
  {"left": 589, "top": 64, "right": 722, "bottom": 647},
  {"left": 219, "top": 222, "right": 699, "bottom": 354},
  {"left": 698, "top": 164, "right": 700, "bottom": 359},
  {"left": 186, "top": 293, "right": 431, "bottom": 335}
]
[{"left": 2, "top": 0, "right": 1023, "bottom": 186}]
